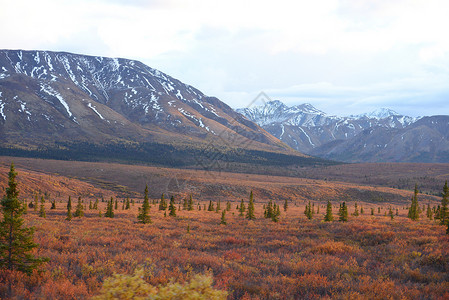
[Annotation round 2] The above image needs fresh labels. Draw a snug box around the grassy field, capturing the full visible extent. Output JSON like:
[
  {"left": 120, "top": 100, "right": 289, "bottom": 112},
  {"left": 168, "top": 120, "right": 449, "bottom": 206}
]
[
  {"left": 0, "top": 157, "right": 448, "bottom": 299},
  {"left": 1, "top": 197, "right": 448, "bottom": 299}
]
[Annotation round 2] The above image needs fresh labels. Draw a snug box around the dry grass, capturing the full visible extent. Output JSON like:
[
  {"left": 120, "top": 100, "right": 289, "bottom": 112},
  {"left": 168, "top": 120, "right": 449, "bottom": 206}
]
[
  {"left": 0, "top": 197, "right": 448, "bottom": 299},
  {"left": 0, "top": 157, "right": 448, "bottom": 299}
]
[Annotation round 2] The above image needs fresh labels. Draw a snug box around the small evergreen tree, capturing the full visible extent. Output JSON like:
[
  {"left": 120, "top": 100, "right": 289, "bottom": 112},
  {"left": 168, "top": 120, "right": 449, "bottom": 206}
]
[
  {"left": 388, "top": 206, "right": 394, "bottom": 220},
  {"left": 89, "top": 200, "right": 93, "bottom": 210},
  {"left": 304, "top": 201, "right": 313, "bottom": 220},
  {"left": 159, "top": 194, "right": 167, "bottom": 211},
  {"left": 226, "top": 201, "right": 231, "bottom": 211},
  {"left": 220, "top": 210, "right": 227, "bottom": 225},
  {"left": 426, "top": 203, "right": 433, "bottom": 220},
  {"left": 284, "top": 199, "right": 288, "bottom": 212},
  {"left": 216, "top": 200, "right": 221, "bottom": 212},
  {"left": 207, "top": 201, "right": 214, "bottom": 212},
  {"left": 408, "top": 184, "right": 420, "bottom": 221},
  {"left": 246, "top": 191, "right": 255, "bottom": 220},
  {"left": 371, "top": 207, "right": 374, "bottom": 215},
  {"left": 352, "top": 202, "right": 359, "bottom": 217},
  {"left": 271, "top": 203, "right": 280, "bottom": 222},
  {"left": 66, "top": 196, "right": 72, "bottom": 221},
  {"left": 105, "top": 197, "right": 114, "bottom": 218},
  {"left": 137, "top": 185, "right": 152, "bottom": 224},
  {"left": 38, "top": 196, "right": 46, "bottom": 218},
  {"left": 94, "top": 198, "right": 98, "bottom": 210},
  {"left": 360, "top": 206, "right": 364, "bottom": 214},
  {"left": 169, "top": 196, "right": 177, "bottom": 217},
  {"left": 0, "top": 163, "right": 48, "bottom": 279},
  {"left": 339, "top": 202, "right": 348, "bottom": 222},
  {"left": 125, "top": 197, "right": 130, "bottom": 210},
  {"left": 239, "top": 199, "right": 245, "bottom": 217},
  {"left": 115, "top": 199, "right": 118, "bottom": 210},
  {"left": 74, "top": 197, "right": 84, "bottom": 218},
  {"left": 188, "top": 194, "right": 194, "bottom": 211},
  {"left": 264, "top": 200, "right": 273, "bottom": 219},
  {"left": 324, "top": 200, "right": 333, "bottom": 222}
]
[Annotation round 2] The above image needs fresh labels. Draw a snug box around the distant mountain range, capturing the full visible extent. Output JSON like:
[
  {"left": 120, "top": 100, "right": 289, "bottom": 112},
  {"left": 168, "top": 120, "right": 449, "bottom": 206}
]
[
  {"left": 238, "top": 101, "right": 449, "bottom": 163},
  {"left": 0, "top": 50, "right": 331, "bottom": 170}
]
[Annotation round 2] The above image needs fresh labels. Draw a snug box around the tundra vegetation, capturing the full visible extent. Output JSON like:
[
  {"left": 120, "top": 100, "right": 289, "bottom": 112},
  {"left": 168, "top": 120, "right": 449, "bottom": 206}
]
[{"left": 0, "top": 165, "right": 448, "bottom": 299}]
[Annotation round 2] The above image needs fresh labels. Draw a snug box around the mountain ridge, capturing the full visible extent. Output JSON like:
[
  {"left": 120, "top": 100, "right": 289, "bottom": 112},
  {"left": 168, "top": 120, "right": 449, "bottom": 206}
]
[
  {"left": 0, "top": 49, "right": 334, "bottom": 170},
  {"left": 238, "top": 100, "right": 448, "bottom": 163}
]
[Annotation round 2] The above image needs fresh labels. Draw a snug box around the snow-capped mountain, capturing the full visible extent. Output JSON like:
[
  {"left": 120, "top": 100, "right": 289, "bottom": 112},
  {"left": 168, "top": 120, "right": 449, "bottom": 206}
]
[
  {"left": 236, "top": 100, "right": 449, "bottom": 163},
  {"left": 237, "top": 100, "right": 418, "bottom": 154},
  {"left": 352, "top": 108, "right": 400, "bottom": 119},
  {"left": 0, "top": 50, "right": 315, "bottom": 168}
]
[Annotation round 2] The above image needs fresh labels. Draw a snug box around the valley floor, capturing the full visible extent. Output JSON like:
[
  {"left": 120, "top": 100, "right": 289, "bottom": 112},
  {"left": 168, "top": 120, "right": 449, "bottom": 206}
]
[
  {"left": 1, "top": 199, "right": 448, "bottom": 299},
  {"left": 0, "top": 157, "right": 448, "bottom": 299}
]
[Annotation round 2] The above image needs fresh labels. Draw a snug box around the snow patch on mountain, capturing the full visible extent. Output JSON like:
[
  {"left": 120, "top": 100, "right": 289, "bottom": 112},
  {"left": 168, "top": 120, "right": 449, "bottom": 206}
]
[
  {"left": 40, "top": 84, "right": 73, "bottom": 118},
  {"left": 87, "top": 102, "right": 105, "bottom": 120}
]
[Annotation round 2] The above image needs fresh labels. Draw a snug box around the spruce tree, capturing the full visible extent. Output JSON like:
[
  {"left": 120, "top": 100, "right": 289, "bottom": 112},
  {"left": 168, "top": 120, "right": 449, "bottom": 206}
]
[
  {"left": 188, "top": 194, "right": 194, "bottom": 211},
  {"left": 408, "top": 184, "right": 420, "bottom": 221},
  {"left": 426, "top": 203, "right": 433, "bottom": 220},
  {"left": 440, "top": 181, "right": 448, "bottom": 225},
  {"left": 264, "top": 200, "right": 273, "bottom": 219},
  {"left": 38, "top": 196, "right": 46, "bottom": 218},
  {"left": 388, "top": 206, "right": 394, "bottom": 220},
  {"left": 352, "top": 202, "right": 359, "bottom": 216},
  {"left": 324, "top": 200, "right": 333, "bottom": 222},
  {"left": 246, "top": 191, "right": 255, "bottom": 220},
  {"left": 216, "top": 200, "right": 221, "bottom": 212},
  {"left": 0, "top": 163, "right": 48, "bottom": 277},
  {"left": 360, "top": 206, "right": 364, "bottom": 214},
  {"left": 271, "top": 203, "right": 280, "bottom": 222},
  {"left": 284, "top": 199, "right": 288, "bottom": 212},
  {"left": 125, "top": 197, "right": 130, "bottom": 210},
  {"left": 339, "top": 202, "right": 348, "bottom": 222},
  {"left": 159, "top": 194, "right": 167, "bottom": 211},
  {"left": 138, "top": 185, "right": 152, "bottom": 224},
  {"left": 66, "top": 196, "right": 72, "bottom": 221},
  {"left": 105, "top": 197, "right": 114, "bottom": 218},
  {"left": 304, "top": 201, "right": 313, "bottom": 220},
  {"left": 239, "top": 199, "right": 245, "bottom": 217},
  {"left": 94, "top": 198, "right": 98, "bottom": 210},
  {"left": 168, "top": 196, "right": 177, "bottom": 217},
  {"left": 226, "top": 201, "right": 231, "bottom": 211},
  {"left": 370, "top": 207, "right": 374, "bottom": 215},
  {"left": 220, "top": 210, "right": 227, "bottom": 225},
  {"left": 74, "top": 196, "right": 84, "bottom": 218},
  {"left": 207, "top": 201, "right": 214, "bottom": 212},
  {"left": 115, "top": 199, "right": 118, "bottom": 210}
]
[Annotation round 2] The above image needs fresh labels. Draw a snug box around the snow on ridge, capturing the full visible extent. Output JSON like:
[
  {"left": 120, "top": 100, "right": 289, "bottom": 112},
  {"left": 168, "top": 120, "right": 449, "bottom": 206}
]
[
  {"left": 87, "top": 102, "right": 105, "bottom": 120},
  {"left": 40, "top": 84, "right": 73, "bottom": 118},
  {"left": 0, "top": 92, "right": 5, "bottom": 120}
]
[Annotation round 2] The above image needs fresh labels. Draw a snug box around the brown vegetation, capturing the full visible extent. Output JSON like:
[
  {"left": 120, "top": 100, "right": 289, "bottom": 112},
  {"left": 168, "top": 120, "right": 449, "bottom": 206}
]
[{"left": 0, "top": 157, "right": 448, "bottom": 298}]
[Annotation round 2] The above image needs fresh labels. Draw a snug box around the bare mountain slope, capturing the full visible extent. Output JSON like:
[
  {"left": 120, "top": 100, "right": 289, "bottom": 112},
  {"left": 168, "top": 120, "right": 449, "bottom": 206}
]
[{"left": 0, "top": 50, "right": 331, "bottom": 169}]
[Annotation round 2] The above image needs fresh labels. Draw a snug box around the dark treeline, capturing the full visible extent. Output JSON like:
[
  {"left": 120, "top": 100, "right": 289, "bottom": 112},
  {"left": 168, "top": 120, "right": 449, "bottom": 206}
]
[{"left": 0, "top": 141, "right": 337, "bottom": 169}]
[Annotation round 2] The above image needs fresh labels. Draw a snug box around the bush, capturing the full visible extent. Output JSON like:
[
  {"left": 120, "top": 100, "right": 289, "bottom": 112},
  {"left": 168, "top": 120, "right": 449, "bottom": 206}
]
[{"left": 93, "top": 268, "right": 227, "bottom": 300}]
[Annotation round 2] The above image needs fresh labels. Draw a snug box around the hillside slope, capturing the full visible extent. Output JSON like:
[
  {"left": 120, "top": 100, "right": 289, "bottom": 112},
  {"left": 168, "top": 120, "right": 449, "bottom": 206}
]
[{"left": 0, "top": 50, "right": 330, "bottom": 169}]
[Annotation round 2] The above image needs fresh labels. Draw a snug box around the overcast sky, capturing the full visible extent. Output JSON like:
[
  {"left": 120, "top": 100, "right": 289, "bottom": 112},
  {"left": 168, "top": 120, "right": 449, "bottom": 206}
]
[{"left": 1, "top": 0, "right": 449, "bottom": 117}]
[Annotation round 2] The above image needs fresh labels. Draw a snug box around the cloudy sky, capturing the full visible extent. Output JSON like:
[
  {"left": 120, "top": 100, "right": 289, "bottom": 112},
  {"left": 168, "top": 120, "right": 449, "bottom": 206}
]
[{"left": 1, "top": 0, "right": 449, "bottom": 117}]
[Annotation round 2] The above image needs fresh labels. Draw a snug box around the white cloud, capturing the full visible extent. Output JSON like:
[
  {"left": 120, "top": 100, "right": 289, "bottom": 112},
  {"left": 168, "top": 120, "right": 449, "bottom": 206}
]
[{"left": 1, "top": 0, "right": 449, "bottom": 116}]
